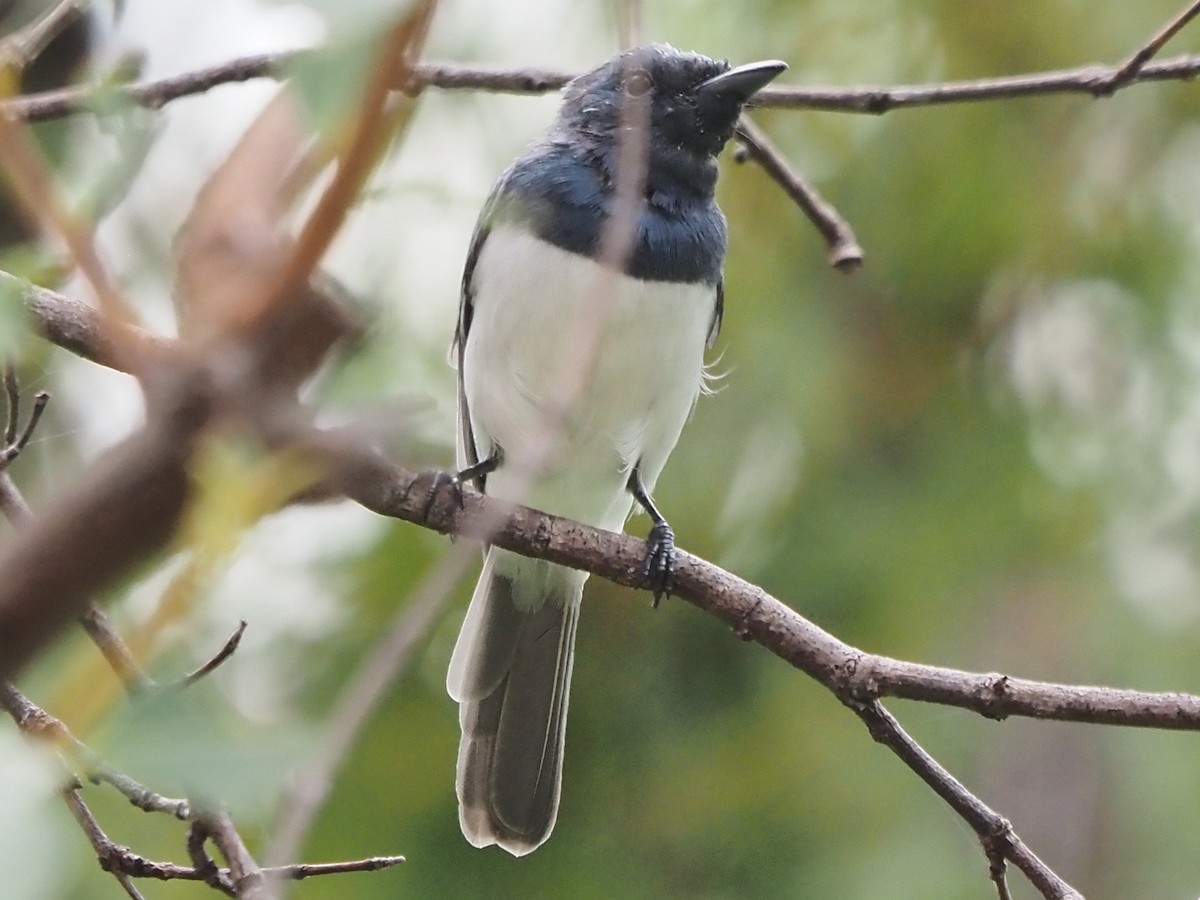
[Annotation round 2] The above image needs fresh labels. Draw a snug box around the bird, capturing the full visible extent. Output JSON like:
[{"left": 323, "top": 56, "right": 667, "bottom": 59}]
[{"left": 443, "top": 43, "right": 786, "bottom": 856}]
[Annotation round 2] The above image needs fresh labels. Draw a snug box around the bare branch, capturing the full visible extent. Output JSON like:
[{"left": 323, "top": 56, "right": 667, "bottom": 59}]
[
  {"left": 611, "top": 0, "right": 643, "bottom": 50},
  {"left": 11, "top": 48, "right": 1200, "bottom": 127},
  {"left": 173, "top": 619, "right": 247, "bottom": 688},
  {"left": 0, "top": 680, "right": 193, "bottom": 817},
  {"left": 76, "top": 604, "right": 157, "bottom": 695},
  {"left": 272, "top": 856, "right": 406, "bottom": 879},
  {"left": 3, "top": 363, "right": 18, "bottom": 445},
  {"left": 186, "top": 821, "right": 237, "bottom": 896},
  {"left": 61, "top": 785, "right": 149, "bottom": 900},
  {"left": 1098, "top": 0, "right": 1200, "bottom": 93},
  {"left": 13, "top": 276, "right": 1200, "bottom": 733},
  {"left": 850, "top": 699, "right": 1082, "bottom": 899},
  {"left": 4, "top": 269, "right": 173, "bottom": 370},
  {"left": 0, "top": 84, "right": 143, "bottom": 368},
  {"left": 0, "top": 389, "right": 46, "bottom": 469},
  {"left": 193, "top": 810, "right": 269, "bottom": 899},
  {"left": 734, "top": 115, "right": 863, "bottom": 271}
]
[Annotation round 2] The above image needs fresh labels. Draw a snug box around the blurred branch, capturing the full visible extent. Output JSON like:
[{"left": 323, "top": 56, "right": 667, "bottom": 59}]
[
  {"left": 1, "top": 377, "right": 245, "bottom": 695},
  {"left": 0, "top": 80, "right": 143, "bottom": 371},
  {"left": 264, "top": 543, "right": 472, "bottom": 872},
  {"left": 77, "top": 605, "right": 158, "bottom": 695},
  {"left": 4, "top": 270, "right": 173, "bottom": 370},
  {"left": 0, "top": 370, "right": 159, "bottom": 695},
  {"left": 611, "top": 0, "right": 643, "bottom": 51},
  {"left": 267, "top": 3, "right": 434, "bottom": 331},
  {"left": 0, "top": 0, "right": 92, "bottom": 71}
]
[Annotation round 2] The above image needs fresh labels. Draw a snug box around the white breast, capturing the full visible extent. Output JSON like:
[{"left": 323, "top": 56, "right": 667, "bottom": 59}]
[{"left": 461, "top": 226, "right": 716, "bottom": 532}]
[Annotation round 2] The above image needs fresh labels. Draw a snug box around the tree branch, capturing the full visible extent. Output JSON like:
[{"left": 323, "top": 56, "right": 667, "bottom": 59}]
[
  {"left": 1097, "top": 0, "right": 1200, "bottom": 93},
  {"left": 850, "top": 699, "right": 1082, "bottom": 899},
  {"left": 734, "top": 115, "right": 862, "bottom": 271},
  {"left": 13, "top": 273, "right": 1200, "bottom": 731},
  {"left": 10, "top": 48, "right": 1200, "bottom": 126}
]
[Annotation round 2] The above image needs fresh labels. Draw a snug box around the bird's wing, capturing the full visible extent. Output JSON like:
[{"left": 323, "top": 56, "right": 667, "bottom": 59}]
[
  {"left": 454, "top": 224, "right": 487, "bottom": 477},
  {"left": 453, "top": 174, "right": 513, "bottom": 483},
  {"left": 707, "top": 278, "right": 724, "bottom": 347}
]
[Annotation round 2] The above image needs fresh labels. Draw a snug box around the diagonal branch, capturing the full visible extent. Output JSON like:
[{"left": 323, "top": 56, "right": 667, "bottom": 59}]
[
  {"left": 734, "top": 115, "right": 862, "bottom": 271},
  {"left": 1097, "top": 0, "right": 1200, "bottom": 93},
  {"left": 13, "top": 273, "right": 1200, "bottom": 731},
  {"left": 850, "top": 699, "right": 1082, "bottom": 899}
]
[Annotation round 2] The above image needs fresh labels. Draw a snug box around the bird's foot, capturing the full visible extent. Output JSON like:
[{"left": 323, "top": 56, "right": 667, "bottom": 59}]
[
  {"left": 643, "top": 521, "right": 676, "bottom": 607},
  {"left": 419, "top": 470, "right": 466, "bottom": 523}
]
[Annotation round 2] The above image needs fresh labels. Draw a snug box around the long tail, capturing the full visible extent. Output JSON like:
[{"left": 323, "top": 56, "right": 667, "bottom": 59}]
[{"left": 447, "top": 548, "right": 583, "bottom": 856}]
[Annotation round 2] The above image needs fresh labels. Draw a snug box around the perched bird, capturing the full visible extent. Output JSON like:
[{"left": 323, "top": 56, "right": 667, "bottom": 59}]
[{"left": 445, "top": 44, "right": 786, "bottom": 856}]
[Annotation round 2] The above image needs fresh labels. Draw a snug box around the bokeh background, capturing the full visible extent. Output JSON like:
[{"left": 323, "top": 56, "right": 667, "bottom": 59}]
[{"left": 4, "top": 1, "right": 1200, "bottom": 897}]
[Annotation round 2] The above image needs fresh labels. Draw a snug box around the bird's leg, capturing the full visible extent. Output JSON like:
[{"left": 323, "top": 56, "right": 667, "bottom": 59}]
[
  {"left": 628, "top": 466, "right": 676, "bottom": 607},
  {"left": 422, "top": 448, "right": 503, "bottom": 521}
]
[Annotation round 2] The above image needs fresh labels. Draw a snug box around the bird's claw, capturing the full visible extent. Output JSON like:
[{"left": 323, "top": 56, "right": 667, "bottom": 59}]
[
  {"left": 642, "top": 521, "right": 676, "bottom": 607},
  {"left": 421, "top": 470, "right": 466, "bottom": 523}
]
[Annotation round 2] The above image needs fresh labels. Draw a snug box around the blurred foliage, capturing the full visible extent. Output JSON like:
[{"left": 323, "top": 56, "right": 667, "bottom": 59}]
[{"left": 6, "top": 1, "right": 1200, "bottom": 899}]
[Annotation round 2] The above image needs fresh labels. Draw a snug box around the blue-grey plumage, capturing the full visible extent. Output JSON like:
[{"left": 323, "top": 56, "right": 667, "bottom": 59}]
[{"left": 446, "top": 44, "right": 786, "bottom": 856}]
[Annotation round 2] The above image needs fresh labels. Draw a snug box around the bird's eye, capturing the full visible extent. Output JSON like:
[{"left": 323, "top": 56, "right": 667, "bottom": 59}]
[{"left": 624, "top": 70, "right": 653, "bottom": 98}]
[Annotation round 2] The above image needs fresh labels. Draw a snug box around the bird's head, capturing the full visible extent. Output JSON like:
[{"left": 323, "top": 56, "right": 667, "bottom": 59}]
[{"left": 557, "top": 44, "right": 787, "bottom": 162}]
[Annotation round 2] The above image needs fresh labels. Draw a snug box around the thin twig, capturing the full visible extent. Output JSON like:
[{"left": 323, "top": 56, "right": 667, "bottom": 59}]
[
  {"left": 13, "top": 50, "right": 1200, "bottom": 126},
  {"left": 272, "top": 856, "right": 406, "bottom": 879},
  {"left": 985, "top": 836, "right": 1016, "bottom": 900},
  {"left": 1098, "top": 0, "right": 1200, "bottom": 93},
  {"left": 0, "top": 390, "right": 47, "bottom": 469},
  {"left": 172, "top": 619, "right": 248, "bottom": 688},
  {"left": 0, "top": 679, "right": 193, "bottom": 818},
  {"left": 734, "top": 115, "right": 863, "bottom": 271},
  {"left": 265, "top": 4, "right": 435, "bottom": 331},
  {"left": 107, "top": 840, "right": 404, "bottom": 887},
  {"left": 264, "top": 544, "right": 472, "bottom": 871},
  {"left": 77, "top": 604, "right": 157, "bottom": 695},
  {"left": 195, "top": 809, "right": 270, "bottom": 899},
  {"left": 187, "top": 820, "right": 236, "bottom": 896},
  {"left": 3, "top": 363, "right": 18, "bottom": 445},
  {"left": 612, "top": 0, "right": 643, "bottom": 51},
  {"left": 849, "top": 699, "right": 1083, "bottom": 899},
  {"left": 0, "top": 365, "right": 48, "bottom": 471},
  {"left": 61, "top": 785, "right": 148, "bottom": 900}
]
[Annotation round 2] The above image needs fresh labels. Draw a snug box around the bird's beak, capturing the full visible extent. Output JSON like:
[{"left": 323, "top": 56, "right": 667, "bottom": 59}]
[{"left": 696, "top": 60, "right": 788, "bottom": 104}]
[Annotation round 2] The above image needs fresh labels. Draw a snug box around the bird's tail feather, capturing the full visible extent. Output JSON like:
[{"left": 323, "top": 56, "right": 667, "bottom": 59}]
[{"left": 448, "top": 549, "right": 582, "bottom": 856}]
